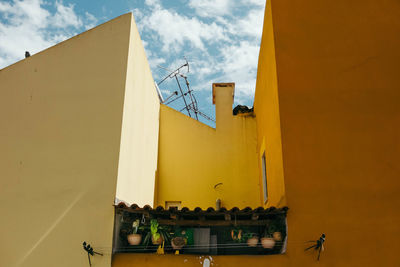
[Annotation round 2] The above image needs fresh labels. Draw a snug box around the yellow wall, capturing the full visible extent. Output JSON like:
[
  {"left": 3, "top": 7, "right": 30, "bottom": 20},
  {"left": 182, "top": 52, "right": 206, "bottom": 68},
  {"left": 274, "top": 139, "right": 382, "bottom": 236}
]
[
  {"left": 116, "top": 0, "right": 400, "bottom": 265},
  {"left": 255, "top": 0, "right": 400, "bottom": 265},
  {"left": 155, "top": 83, "right": 261, "bottom": 209},
  {"left": 112, "top": 253, "right": 292, "bottom": 266},
  {"left": 0, "top": 13, "right": 159, "bottom": 267},
  {"left": 254, "top": 0, "right": 286, "bottom": 209}
]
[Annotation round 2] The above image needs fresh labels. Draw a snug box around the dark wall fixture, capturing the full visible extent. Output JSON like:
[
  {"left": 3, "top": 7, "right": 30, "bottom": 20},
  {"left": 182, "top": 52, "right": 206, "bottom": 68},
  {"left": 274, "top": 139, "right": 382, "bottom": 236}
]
[
  {"left": 305, "top": 233, "right": 326, "bottom": 261},
  {"left": 232, "top": 105, "right": 254, "bottom": 115},
  {"left": 82, "top": 241, "right": 103, "bottom": 266}
]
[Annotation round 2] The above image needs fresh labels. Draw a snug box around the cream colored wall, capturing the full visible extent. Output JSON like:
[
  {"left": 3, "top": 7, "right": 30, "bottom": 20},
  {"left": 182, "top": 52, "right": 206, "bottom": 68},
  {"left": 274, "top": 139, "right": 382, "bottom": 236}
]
[
  {"left": 155, "top": 84, "right": 260, "bottom": 209},
  {"left": 0, "top": 13, "right": 158, "bottom": 267},
  {"left": 115, "top": 14, "right": 160, "bottom": 207}
]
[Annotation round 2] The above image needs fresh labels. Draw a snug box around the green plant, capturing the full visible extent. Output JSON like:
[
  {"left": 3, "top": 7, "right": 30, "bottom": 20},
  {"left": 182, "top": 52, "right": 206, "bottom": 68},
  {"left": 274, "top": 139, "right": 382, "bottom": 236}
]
[
  {"left": 151, "top": 219, "right": 160, "bottom": 241},
  {"left": 243, "top": 232, "right": 258, "bottom": 239},
  {"left": 263, "top": 225, "right": 273, "bottom": 238},
  {"left": 246, "top": 232, "right": 259, "bottom": 247},
  {"left": 231, "top": 227, "right": 255, "bottom": 243},
  {"left": 263, "top": 220, "right": 285, "bottom": 242},
  {"left": 264, "top": 227, "right": 271, "bottom": 238},
  {"left": 230, "top": 228, "right": 244, "bottom": 242},
  {"left": 130, "top": 219, "right": 140, "bottom": 234},
  {"left": 140, "top": 219, "right": 171, "bottom": 246}
]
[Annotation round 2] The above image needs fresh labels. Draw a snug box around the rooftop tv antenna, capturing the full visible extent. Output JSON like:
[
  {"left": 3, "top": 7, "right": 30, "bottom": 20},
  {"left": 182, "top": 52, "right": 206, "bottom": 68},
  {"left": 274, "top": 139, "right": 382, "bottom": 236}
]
[{"left": 157, "top": 57, "right": 215, "bottom": 123}]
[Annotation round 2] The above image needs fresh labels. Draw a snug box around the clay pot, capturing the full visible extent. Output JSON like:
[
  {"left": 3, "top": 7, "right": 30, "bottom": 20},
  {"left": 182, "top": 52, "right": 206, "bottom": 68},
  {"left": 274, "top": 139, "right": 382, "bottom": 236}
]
[
  {"left": 152, "top": 235, "right": 163, "bottom": 245},
  {"left": 127, "top": 233, "right": 142, "bottom": 245},
  {"left": 261, "top": 237, "right": 275, "bottom": 249},
  {"left": 171, "top": 237, "right": 186, "bottom": 250},
  {"left": 273, "top": 232, "right": 282, "bottom": 241},
  {"left": 247, "top": 236, "right": 259, "bottom": 247}
]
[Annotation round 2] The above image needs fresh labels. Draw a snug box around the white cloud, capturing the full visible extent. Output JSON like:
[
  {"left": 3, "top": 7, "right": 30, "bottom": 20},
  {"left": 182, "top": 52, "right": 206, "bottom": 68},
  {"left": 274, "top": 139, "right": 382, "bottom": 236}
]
[
  {"left": 138, "top": 8, "right": 228, "bottom": 52},
  {"left": 212, "top": 6, "right": 265, "bottom": 40},
  {"left": 235, "top": 8, "right": 265, "bottom": 39},
  {"left": 132, "top": 8, "right": 143, "bottom": 21},
  {"left": 84, "top": 12, "right": 97, "bottom": 30},
  {"left": 188, "top": 0, "right": 231, "bottom": 17},
  {"left": 13, "top": 0, "right": 50, "bottom": 26},
  {"left": 144, "top": 0, "right": 161, "bottom": 9},
  {"left": 139, "top": 39, "right": 166, "bottom": 72},
  {"left": 0, "top": 0, "right": 50, "bottom": 66},
  {"left": 148, "top": 57, "right": 166, "bottom": 72},
  {"left": 190, "top": 41, "right": 259, "bottom": 97},
  {"left": 221, "top": 41, "right": 260, "bottom": 74},
  {"left": 180, "top": 41, "right": 260, "bottom": 98},
  {"left": 51, "top": 1, "right": 82, "bottom": 28},
  {"left": 135, "top": 0, "right": 265, "bottom": 101},
  {"left": 193, "top": 60, "right": 216, "bottom": 78},
  {"left": 246, "top": 0, "right": 266, "bottom": 6},
  {"left": 0, "top": 2, "right": 12, "bottom": 11},
  {"left": 0, "top": 0, "right": 97, "bottom": 69},
  {"left": 218, "top": 41, "right": 260, "bottom": 96}
]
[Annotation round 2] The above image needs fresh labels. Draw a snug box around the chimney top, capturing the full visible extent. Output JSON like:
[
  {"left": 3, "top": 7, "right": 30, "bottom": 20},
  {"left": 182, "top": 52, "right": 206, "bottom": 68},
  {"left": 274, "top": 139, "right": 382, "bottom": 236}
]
[{"left": 212, "top": 83, "right": 235, "bottom": 105}]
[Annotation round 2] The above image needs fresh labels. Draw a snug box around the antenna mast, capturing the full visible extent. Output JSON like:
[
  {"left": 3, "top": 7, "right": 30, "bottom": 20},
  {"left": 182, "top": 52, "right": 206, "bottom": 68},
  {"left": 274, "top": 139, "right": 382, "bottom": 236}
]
[{"left": 157, "top": 58, "right": 215, "bottom": 123}]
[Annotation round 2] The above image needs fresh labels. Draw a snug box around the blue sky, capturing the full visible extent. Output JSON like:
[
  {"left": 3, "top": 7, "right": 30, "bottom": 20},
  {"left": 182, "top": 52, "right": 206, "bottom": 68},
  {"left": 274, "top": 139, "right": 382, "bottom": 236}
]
[{"left": 0, "top": 0, "right": 266, "bottom": 126}]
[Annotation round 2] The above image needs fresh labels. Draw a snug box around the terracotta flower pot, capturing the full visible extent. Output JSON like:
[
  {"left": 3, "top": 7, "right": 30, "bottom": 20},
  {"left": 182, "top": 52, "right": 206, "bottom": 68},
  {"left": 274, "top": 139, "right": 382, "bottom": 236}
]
[
  {"left": 273, "top": 232, "right": 282, "bottom": 241},
  {"left": 171, "top": 237, "right": 186, "bottom": 250},
  {"left": 152, "top": 235, "right": 163, "bottom": 245},
  {"left": 127, "top": 233, "right": 142, "bottom": 245},
  {"left": 247, "top": 236, "right": 259, "bottom": 247},
  {"left": 261, "top": 237, "right": 275, "bottom": 249}
]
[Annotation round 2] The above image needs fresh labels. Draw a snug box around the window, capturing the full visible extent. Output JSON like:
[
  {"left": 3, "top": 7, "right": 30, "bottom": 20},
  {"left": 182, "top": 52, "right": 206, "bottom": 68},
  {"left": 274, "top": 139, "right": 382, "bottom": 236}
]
[
  {"left": 262, "top": 152, "right": 268, "bottom": 203},
  {"left": 165, "top": 201, "right": 181, "bottom": 210}
]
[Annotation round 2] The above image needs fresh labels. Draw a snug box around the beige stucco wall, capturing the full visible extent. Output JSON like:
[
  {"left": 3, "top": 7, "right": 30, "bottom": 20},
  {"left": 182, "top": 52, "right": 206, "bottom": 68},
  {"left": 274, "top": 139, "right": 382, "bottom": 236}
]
[{"left": 0, "top": 13, "right": 159, "bottom": 267}]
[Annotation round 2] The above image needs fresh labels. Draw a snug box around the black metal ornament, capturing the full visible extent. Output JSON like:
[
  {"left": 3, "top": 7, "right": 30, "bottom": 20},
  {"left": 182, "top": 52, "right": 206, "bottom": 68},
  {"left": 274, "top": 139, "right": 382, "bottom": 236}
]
[
  {"left": 305, "top": 233, "right": 326, "bottom": 260},
  {"left": 83, "top": 241, "right": 103, "bottom": 266}
]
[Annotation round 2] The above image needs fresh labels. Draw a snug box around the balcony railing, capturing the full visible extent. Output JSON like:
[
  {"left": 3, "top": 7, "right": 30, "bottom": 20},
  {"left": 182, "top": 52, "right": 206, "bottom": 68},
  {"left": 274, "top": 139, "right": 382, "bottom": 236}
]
[{"left": 113, "top": 204, "right": 288, "bottom": 256}]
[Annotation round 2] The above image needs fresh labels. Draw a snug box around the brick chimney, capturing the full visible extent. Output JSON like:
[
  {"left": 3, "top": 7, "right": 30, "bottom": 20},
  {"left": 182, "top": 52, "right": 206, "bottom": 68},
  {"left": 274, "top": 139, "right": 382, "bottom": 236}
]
[{"left": 212, "top": 83, "right": 235, "bottom": 131}]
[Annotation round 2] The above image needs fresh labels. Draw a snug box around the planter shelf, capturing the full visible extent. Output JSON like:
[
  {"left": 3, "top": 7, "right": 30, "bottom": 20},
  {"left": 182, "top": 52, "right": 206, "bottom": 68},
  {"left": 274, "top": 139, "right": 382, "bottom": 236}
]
[{"left": 114, "top": 204, "right": 288, "bottom": 256}]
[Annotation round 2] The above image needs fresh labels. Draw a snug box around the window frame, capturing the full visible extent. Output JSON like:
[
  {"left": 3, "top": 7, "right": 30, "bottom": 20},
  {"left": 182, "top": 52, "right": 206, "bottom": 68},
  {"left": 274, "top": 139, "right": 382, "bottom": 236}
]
[
  {"left": 262, "top": 152, "right": 268, "bottom": 203},
  {"left": 165, "top": 201, "right": 182, "bottom": 210}
]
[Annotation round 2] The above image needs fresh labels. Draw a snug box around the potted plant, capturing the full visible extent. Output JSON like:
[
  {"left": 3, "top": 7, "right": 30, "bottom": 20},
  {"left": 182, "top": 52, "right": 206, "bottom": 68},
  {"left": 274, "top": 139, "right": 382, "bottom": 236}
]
[
  {"left": 127, "top": 219, "right": 142, "bottom": 245},
  {"left": 171, "top": 229, "right": 187, "bottom": 250},
  {"left": 269, "top": 221, "right": 283, "bottom": 242},
  {"left": 261, "top": 225, "right": 276, "bottom": 249},
  {"left": 273, "top": 231, "right": 282, "bottom": 242},
  {"left": 230, "top": 228, "right": 244, "bottom": 242},
  {"left": 261, "top": 236, "right": 275, "bottom": 249},
  {"left": 246, "top": 233, "right": 259, "bottom": 247},
  {"left": 141, "top": 219, "right": 171, "bottom": 246},
  {"left": 171, "top": 236, "right": 186, "bottom": 250}
]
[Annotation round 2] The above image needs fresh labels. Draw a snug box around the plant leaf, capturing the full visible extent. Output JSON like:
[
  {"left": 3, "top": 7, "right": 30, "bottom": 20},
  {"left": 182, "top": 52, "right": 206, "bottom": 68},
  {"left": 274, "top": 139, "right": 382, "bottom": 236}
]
[{"left": 143, "top": 232, "right": 151, "bottom": 247}]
